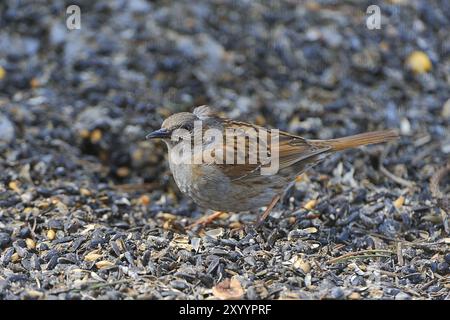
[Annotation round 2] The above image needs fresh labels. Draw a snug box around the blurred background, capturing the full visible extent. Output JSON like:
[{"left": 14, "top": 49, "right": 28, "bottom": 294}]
[
  {"left": 0, "top": 0, "right": 449, "bottom": 224},
  {"left": 1, "top": 0, "right": 449, "bottom": 213},
  {"left": 0, "top": 0, "right": 449, "bottom": 300},
  {"left": 1, "top": 0, "right": 449, "bottom": 186}
]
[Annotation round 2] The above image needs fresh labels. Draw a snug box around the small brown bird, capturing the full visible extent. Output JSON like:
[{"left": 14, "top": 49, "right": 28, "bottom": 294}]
[{"left": 147, "top": 105, "right": 398, "bottom": 226}]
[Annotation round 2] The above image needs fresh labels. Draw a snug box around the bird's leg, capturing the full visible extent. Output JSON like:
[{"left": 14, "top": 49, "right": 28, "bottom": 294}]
[
  {"left": 255, "top": 194, "right": 281, "bottom": 228},
  {"left": 186, "top": 211, "right": 225, "bottom": 230},
  {"left": 229, "top": 195, "right": 281, "bottom": 237}
]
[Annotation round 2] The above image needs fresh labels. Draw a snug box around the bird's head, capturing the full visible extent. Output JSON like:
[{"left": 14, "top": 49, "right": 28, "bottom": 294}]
[{"left": 146, "top": 105, "right": 219, "bottom": 147}]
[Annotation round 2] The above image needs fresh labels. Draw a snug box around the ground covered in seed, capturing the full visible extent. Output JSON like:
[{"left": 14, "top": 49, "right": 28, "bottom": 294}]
[{"left": 0, "top": 0, "right": 449, "bottom": 300}]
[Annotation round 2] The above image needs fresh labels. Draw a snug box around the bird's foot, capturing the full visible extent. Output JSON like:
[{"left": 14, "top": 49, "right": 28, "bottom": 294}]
[
  {"left": 185, "top": 211, "right": 225, "bottom": 230},
  {"left": 254, "top": 194, "right": 281, "bottom": 228}
]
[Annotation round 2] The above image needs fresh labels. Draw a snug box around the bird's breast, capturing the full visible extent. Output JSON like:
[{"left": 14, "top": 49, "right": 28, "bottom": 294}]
[{"left": 169, "top": 161, "right": 284, "bottom": 212}]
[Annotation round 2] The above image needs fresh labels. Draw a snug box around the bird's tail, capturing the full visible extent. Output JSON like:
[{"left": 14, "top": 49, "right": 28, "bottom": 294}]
[{"left": 310, "top": 129, "right": 399, "bottom": 151}]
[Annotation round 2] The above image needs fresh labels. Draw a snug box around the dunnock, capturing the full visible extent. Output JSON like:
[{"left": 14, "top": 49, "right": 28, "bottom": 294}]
[{"left": 147, "top": 105, "right": 398, "bottom": 225}]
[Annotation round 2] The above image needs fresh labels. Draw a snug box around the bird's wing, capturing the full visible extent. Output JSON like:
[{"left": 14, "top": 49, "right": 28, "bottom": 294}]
[{"left": 211, "top": 120, "right": 331, "bottom": 181}]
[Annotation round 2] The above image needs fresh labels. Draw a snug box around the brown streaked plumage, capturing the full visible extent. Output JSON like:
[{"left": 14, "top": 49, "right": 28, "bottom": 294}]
[{"left": 147, "top": 105, "right": 399, "bottom": 220}]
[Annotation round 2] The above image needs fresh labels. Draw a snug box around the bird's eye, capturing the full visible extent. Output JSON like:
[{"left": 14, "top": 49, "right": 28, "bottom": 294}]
[
  {"left": 171, "top": 128, "right": 192, "bottom": 143},
  {"left": 180, "top": 123, "right": 193, "bottom": 131}
]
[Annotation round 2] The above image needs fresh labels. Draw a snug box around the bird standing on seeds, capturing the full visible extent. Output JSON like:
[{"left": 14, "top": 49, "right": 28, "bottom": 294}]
[{"left": 147, "top": 105, "right": 398, "bottom": 227}]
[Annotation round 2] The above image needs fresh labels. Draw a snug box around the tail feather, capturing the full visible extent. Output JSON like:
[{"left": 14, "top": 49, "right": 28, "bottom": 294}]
[{"left": 310, "top": 129, "right": 399, "bottom": 151}]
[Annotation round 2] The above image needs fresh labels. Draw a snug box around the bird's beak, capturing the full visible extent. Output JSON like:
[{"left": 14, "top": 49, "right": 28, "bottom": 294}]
[{"left": 146, "top": 128, "right": 171, "bottom": 139}]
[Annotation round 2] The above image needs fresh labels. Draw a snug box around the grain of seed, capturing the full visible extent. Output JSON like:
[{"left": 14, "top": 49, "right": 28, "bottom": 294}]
[
  {"left": 47, "top": 229, "right": 56, "bottom": 240},
  {"left": 85, "top": 252, "right": 102, "bottom": 262},
  {"left": 25, "top": 238, "right": 36, "bottom": 250},
  {"left": 304, "top": 199, "right": 317, "bottom": 210},
  {"left": 90, "top": 129, "right": 102, "bottom": 143},
  {"left": 96, "top": 260, "right": 115, "bottom": 269},
  {"left": 394, "top": 196, "right": 405, "bottom": 209}
]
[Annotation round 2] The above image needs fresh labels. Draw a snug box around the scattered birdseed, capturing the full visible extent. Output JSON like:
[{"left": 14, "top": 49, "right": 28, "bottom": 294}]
[
  {"left": 0, "top": 66, "right": 6, "bottom": 80},
  {"left": 0, "top": 0, "right": 447, "bottom": 301},
  {"left": 304, "top": 199, "right": 318, "bottom": 210},
  {"left": 25, "top": 238, "right": 35, "bottom": 250},
  {"left": 95, "top": 261, "right": 115, "bottom": 269},
  {"left": 46, "top": 230, "right": 56, "bottom": 241},
  {"left": 394, "top": 196, "right": 405, "bottom": 209},
  {"left": 406, "top": 51, "right": 432, "bottom": 74}
]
